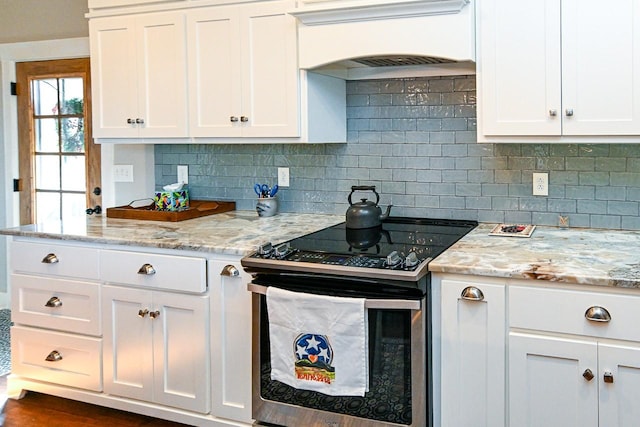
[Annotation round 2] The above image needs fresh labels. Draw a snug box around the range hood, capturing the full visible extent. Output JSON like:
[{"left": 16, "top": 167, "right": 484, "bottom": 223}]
[{"left": 290, "top": 0, "right": 476, "bottom": 80}]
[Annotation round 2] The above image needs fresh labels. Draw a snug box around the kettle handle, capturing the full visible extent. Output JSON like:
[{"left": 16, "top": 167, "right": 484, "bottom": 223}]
[{"left": 348, "top": 186, "right": 380, "bottom": 206}]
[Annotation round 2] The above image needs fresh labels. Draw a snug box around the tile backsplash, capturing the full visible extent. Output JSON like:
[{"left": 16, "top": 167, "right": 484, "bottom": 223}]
[{"left": 155, "top": 75, "right": 640, "bottom": 230}]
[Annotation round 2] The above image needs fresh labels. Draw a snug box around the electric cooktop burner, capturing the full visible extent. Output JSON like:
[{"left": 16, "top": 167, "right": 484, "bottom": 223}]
[{"left": 242, "top": 217, "right": 477, "bottom": 282}]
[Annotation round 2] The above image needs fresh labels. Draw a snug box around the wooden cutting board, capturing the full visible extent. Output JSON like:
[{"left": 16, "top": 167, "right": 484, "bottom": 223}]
[{"left": 106, "top": 200, "right": 236, "bottom": 222}]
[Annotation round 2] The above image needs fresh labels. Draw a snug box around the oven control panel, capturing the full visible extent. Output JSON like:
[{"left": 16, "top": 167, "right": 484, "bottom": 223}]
[{"left": 251, "top": 242, "right": 424, "bottom": 271}]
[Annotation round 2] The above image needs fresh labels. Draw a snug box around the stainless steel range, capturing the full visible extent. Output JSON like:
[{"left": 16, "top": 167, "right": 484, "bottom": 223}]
[{"left": 241, "top": 216, "right": 477, "bottom": 427}]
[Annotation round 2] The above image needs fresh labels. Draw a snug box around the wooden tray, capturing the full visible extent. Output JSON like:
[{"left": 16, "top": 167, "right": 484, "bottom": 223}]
[{"left": 106, "top": 200, "right": 236, "bottom": 222}]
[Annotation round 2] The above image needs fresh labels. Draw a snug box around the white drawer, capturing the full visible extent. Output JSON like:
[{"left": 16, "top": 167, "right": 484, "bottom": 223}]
[
  {"left": 12, "top": 326, "right": 102, "bottom": 391},
  {"left": 510, "top": 285, "right": 640, "bottom": 342},
  {"left": 11, "top": 274, "right": 101, "bottom": 336},
  {"left": 11, "top": 240, "right": 100, "bottom": 280},
  {"left": 101, "top": 250, "right": 207, "bottom": 293}
]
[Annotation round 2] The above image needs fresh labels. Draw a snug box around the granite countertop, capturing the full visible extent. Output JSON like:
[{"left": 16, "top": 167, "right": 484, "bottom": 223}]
[
  {"left": 0, "top": 211, "right": 344, "bottom": 256},
  {"left": 430, "top": 223, "right": 640, "bottom": 289}
]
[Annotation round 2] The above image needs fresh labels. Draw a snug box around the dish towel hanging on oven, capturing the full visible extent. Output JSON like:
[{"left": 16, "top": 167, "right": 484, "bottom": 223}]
[{"left": 266, "top": 286, "right": 369, "bottom": 396}]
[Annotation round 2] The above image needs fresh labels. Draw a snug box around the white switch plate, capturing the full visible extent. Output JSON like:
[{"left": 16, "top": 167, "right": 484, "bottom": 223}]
[
  {"left": 533, "top": 172, "right": 548, "bottom": 196},
  {"left": 113, "top": 164, "right": 133, "bottom": 182},
  {"left": 177, "top": 165, "right": 189, "bottom": 184},
  {"left": 278, "top": 167, "right": 290, "bottom": 187}
]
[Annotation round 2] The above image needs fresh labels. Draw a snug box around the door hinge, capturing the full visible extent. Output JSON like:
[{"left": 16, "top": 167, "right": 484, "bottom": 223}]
[
  {"left": 13, "top": 179, "right": 21, "bottom": 192},
  {"left": 10, "top": 82, "right": 17, "bottom": 96}
]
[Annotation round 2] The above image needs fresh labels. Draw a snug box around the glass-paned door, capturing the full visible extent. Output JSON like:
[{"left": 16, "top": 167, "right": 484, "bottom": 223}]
[
  {"left": 17, "top": 58, "right": 101, "bottom": 225},
  {"left": 32, "top": 77, "right": 87, "bottom": 224}
]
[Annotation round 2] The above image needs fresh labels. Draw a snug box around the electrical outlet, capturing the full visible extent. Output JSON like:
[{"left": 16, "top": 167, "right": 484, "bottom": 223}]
[
  {"left": 278, "top": 167, "right": 290, "bottom": 187},
  {"left": 533, "top": 172, "right": 548, "bottom": 196},
  {"left": 177, "top": 165, "right": 189, "bottom": 184},
  {"left": 113, "top": 164, "right": 134, "bottom": 182}
]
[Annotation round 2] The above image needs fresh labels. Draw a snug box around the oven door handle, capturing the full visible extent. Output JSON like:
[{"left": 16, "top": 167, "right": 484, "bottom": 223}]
[{"left": 247, "top": 283, "right": 421, "bottom": 310}]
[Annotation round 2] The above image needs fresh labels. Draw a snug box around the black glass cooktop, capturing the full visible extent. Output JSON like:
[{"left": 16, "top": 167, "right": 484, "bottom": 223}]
[{"left": 244, "top": 217, "right": 477, "bottom": 278}]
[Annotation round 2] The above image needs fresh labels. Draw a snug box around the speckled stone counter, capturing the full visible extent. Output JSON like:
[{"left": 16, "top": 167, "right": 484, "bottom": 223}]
[
  {"left": 0, "top": 211, "right": 344, "bottom": 256},
  {"left": 430, "top": 223, "right": 640, "bottom": 288}
]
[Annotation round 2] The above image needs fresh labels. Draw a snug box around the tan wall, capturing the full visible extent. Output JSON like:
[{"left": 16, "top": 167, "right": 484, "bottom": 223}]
[{"left": 0, "top": 0, "right": 89, "bottom": 44}]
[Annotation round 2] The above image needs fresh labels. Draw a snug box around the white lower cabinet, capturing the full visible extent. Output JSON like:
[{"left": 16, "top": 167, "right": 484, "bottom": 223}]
[
  {"left": 434, "top": 274, "right": 506, "bottom": 427},
  {"left": 7, "top": 238, "right": 254, "bottom": 425},
  {"left": 209, "top": 259, "right": 252, "bottom": 423},
  {"left": 102, "top": 284, "right": 210, "bottom": 413},
  {"left": 12, "top": 326, "right": 103, "bottom": 392},
  {"left": 509, "top": 332, "right": 599, "bottom": 427},
  {"left": 508, "top": 284, "right": 640, "bottom": 427}
]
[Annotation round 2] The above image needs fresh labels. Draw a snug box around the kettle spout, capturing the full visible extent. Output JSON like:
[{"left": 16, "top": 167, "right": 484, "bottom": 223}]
[{"left": 380, "top": 204, "right": 393, "bottom": 221}]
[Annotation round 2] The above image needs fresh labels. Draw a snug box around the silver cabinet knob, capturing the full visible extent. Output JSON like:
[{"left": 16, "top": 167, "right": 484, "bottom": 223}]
[
  {"left": 585, "top": 306, "right": 611, "bottom": 323},
  {"left": 230, "top": 116, "right": 239, "bottom": 122},
  {"left": 565, "top": 109, "right": 574, "bottom": 117},
  {"left": 41, "top": 253, "right": 59, "bottom": 264},
  {"left": 460, "top": 286, "right": 484, "bottom": 301},
  {"left": 220, "top": 265, "right": 240, "bottom": 277},
  {"left": 45, "top": 296, "right": 62, "bottom": 308},
  {"left": 549, "top": 109, "right": 558, "bottom": 117},
  {"left": 138, "top": 308, "right": 149, "bottom": 318},
  {"left": 149, "top": 310, "right": 160, "bottom": 319},
  {"left": 45, "top": 350, "right": 63, "bottom": 362},
  {"left": 138, "top": 263, "right": 156, "bottom": 275},
  {"left": 583, "top": 368, "right": 594, "bottom": 381},
  {"left": 604, "top": 372, "right": 614, "bottom": 383},
  {"left": 240, "top": 116, "right": 249, "bottom": 122}
]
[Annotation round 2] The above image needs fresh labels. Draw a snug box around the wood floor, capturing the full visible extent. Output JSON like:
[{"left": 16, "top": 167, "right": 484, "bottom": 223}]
[{"left": 0, "top": 375, "right": 192, "bottom": 426}]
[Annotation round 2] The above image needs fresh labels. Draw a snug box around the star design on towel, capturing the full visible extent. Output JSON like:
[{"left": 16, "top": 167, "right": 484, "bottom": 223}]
[
  {"left": 296, "top": 344, "right": 308, "bottom": 358},
  {"left": 306, "top": 335, "right": 321, "bottom": 351},
  {"left": 294, "top": 333, "right": 334, "bottom": 365}
]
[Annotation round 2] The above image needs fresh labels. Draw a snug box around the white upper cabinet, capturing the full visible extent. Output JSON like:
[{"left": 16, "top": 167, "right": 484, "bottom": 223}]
[
  {"left": 187, "top": 1, "right": 299, "bottom": 138},
  {"left": 478, "top": 0, "right": 640, "bottom": 142},
  {"left": 90, "top": 12, "right": 188, "bottom": 138},
  {"left": 89, "top": 0, "right": 183, "bottom": 8}
]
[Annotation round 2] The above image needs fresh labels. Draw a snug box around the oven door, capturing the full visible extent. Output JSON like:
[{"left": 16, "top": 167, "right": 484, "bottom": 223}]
[{"left": 248, "top": 274, "right": 430, "bottom": 427}]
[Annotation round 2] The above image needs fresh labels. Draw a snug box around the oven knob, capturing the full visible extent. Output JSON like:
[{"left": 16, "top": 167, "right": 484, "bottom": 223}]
[
  {"left": 274, "top": 242, "right": 291, "bottom": 258},
  {"left": 405, "top": 252, "right": 419, "bottom": 267},
  {"left": 257, "top": 242, "right": 273, "bottom": 256},
  {"left": 386, "top": 250, "right": 402, "bottom": 267}
]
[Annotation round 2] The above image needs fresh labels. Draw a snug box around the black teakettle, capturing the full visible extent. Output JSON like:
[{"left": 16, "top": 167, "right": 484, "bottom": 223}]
[{"left": 345, "top": 186, "right": 392, "bottom": 229}]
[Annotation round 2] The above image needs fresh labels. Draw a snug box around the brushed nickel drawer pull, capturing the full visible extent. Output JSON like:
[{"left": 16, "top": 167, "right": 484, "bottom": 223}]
[
  {"left": 583, "top": 368, "right": 594, "bottom": 381},
  {"left": 138, "top": 263, "right": 156, "bottom": 275},
  {"left": 585, "top": 306, "right": 611, "bottom": 323},
  {"left": 149, "top": 310, "right": 160, "bottom": 319},
  {"left": 42, "top": 253, "right": 59, "bottom": 264},
  {"left": 45, "top": 296, "right": 62, "bottom": 308},
  {"left": 460, "top": 286, "right": 484, "bottom": 301},
  {"left": 220, "top": 265, "right": 240, "bottom": 277},
  {"left": 45, "top": 350, "right": 63, "bottom": 362},
  {"left": 138, "top": 309, "right": 149, "bottom": 318}
]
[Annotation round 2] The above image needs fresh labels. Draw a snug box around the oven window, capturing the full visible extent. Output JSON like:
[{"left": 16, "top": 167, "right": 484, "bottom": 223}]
[{"left": 259, "top": 299, "right": 413, "bottom": 424}]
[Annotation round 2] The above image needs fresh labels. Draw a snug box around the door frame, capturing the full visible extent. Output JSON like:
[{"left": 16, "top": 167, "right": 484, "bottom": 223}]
[{"left": 16, "top": 57, "right": 100, "bottom": 225}]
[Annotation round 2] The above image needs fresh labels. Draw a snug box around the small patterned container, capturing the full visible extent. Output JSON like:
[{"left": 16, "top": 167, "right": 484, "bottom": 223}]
[
  {"left": 154, "top": 190, "right": 189, "bottom": 211},
  {"left": 256, "top": 197, "right": 278, "bottom": 217}
]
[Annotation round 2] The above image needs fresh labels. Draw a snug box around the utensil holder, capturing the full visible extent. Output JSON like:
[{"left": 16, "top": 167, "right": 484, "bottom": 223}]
[{"left": 256, "top": 197, "right": 278, "bottom": 217}]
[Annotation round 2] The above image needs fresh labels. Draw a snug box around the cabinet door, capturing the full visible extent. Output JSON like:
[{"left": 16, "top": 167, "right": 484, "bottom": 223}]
[
  {"left": 135, "top": 12, "right": 188, "bottom": 138},
  {"left": 598, "top": 342, "right": 640, "bottom": 427},
  {"left": 240, "top": 0, "right": 299, "bottom": 137},
  {"left": 102, "top": 285, "right": 154, "bottom": 401},
  {"left": 152, "top": 291, "right": 210, "bottom": 414},
  {"left": 509, "top": 332, "right": 598, "bottom": 427},
  {"left": 209, "top": 259, "right": 252, "bottom": 423},
  {"left": 440, "top": 279, "right": 506, "bottom": 427},
  {"left": 561, "top": 0, "right": 640, "bottom": 135},
  {"left": 187, "top": 6, "right": 243, "bottom": 137},
  {"left": 90, "top": 16, "right": 139, "bottom": 138},
  {"left": 478, "top": 0, "right": 561, "bottom": 136}
]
